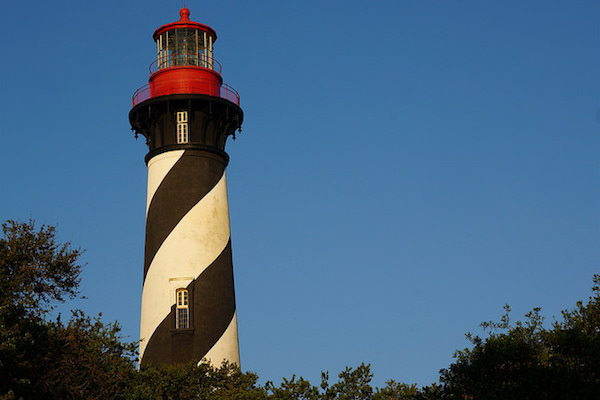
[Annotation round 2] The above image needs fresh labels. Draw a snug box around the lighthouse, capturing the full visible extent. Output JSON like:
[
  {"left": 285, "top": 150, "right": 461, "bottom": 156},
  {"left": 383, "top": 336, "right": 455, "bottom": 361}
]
[{"left": 129, "top": 7, "right": 243, "bottom": 367}]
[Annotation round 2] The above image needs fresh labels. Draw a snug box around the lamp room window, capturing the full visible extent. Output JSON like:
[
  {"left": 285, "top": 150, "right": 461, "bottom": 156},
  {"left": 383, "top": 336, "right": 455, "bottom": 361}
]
[
  {"left": 175, "top": 288, "right": 190, "bottom": 329},
  {"left": 176, "top": 111, "right": 189, "bottom": 144}
]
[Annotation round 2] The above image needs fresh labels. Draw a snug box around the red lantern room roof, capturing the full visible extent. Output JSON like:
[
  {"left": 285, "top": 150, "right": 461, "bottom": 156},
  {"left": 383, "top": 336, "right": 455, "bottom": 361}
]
[{"left": 152, "top": 7, "right": 217, "bottom": 41}]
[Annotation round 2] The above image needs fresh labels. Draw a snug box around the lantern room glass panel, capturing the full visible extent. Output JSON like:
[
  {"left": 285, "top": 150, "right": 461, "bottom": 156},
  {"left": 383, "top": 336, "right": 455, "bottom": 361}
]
[{"left": 156, "top": 29, "right": 214, "bottom": 71}]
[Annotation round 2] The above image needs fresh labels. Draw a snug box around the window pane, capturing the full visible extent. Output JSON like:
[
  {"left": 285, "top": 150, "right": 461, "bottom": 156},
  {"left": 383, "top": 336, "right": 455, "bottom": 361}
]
[
  {"left": 176, "top": 308, "right": 189, "bottom": 329},
  {"left": 177, "top": 111, "right": 188, "bottom": 123},
  {"left": 177, "top": 123, "right": 188, "bottom": 144}
]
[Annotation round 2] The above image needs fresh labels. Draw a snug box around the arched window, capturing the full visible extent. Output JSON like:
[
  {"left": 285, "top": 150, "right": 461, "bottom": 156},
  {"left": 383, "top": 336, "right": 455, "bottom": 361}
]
[{"left": 175, "top": 288, "right": 190, "bottom": 329}]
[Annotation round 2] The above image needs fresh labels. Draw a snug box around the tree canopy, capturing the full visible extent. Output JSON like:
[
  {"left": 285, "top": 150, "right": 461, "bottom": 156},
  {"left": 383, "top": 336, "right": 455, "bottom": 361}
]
[
  {"left": 0, "top": 219, "right": 82, "bottom": 318},
  {"left": 1, "top": 219, "right": 598, "bottom": 399},
  {"left": 439, "top": 276, "right": 600, "bottom": 399}
]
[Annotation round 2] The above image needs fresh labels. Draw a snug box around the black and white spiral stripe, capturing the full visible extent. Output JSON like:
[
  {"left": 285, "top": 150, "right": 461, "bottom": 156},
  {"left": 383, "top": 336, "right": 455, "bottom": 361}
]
[{"left": 139, "top": 148, "right": 239, "bottom": 367}]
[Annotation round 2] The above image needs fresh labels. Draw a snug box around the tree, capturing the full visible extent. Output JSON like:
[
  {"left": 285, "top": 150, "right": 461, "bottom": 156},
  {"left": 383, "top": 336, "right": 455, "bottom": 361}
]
[
  {"left": 0, "top": 219, "right": 84, "bottom": 398},
  {"left": 0, "top": 219, "right": 83, "bottom": 318},
  {"left": 373, "top": 381, "right": 421, "bottom": 400},
  {"left": 0, "top": 219, "right": 136, "bottom": 399},
  {"left": 264, "top": 363, "right": 426, "bottom": 400},
  {"left": 322, "top": 364, "right": 375, "bottom": 400},
  {"left": 439, "top": 275, "right": 600, "bottom": 399},
  {"left": 40, "top": 311, "right": 136, "bottom": 400},
  {"left": 127, "top": 361, "right": 265, "bottom": 400},
  {"left": 265, "top": 374, "right": 320, "bottom": 400}
]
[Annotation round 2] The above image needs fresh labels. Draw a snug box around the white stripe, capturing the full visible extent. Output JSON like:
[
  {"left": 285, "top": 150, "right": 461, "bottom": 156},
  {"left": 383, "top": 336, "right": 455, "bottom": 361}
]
[
  {"left": 146, "top": 150, "right": 185, "bottom": 215},
  {"left": 139, "top": 171, "right": 231, "bottom": 360}
]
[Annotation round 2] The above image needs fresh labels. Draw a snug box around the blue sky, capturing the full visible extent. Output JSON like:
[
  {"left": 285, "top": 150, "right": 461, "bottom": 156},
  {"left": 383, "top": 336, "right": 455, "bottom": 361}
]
[{"left": 1, "top": 0, "right": 598, "bottom": 388}]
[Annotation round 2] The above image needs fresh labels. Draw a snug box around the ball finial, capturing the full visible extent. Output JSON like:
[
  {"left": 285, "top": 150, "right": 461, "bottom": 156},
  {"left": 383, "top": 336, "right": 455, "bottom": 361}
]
[{"left": 179, "top": 7, "right": 190, "bottom": 20}]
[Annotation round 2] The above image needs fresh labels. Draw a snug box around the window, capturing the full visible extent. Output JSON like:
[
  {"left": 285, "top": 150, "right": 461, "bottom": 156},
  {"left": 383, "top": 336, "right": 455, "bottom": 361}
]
[
  {"left": 177, "top": 111, "right": 188, "bottom": 123},
  {"left": 175, "top": 288, "right": 190, "bottom": 329},
  {"left": 176, "top": 111, "right": 189, "bottom": 144},
  {"left": 156, "top": 28, "right": 214, "bottom": 71}
]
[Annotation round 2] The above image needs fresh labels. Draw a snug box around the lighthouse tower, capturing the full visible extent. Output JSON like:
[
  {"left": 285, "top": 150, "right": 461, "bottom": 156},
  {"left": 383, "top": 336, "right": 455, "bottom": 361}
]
[{"left": 129, "top": 7, "right": 243, "bottom": 367}]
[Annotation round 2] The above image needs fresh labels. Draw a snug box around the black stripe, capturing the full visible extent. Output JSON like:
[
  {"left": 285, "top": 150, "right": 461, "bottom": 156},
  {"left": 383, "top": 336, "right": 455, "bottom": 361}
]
[
  {"left": 140, "top": 241, "right": 236, "bottom": 367},
  {"left": 144, "top": 149, "right": 227, "bottom": 279}
]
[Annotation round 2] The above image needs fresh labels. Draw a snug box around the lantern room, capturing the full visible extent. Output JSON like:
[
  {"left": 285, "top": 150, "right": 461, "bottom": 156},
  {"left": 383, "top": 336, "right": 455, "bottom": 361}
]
[
  {"left": 153, "top": 7, "right": 216, "bottom": 71},
  {"left": 132, "top": 7, "right": 240, "bottom": 106}
]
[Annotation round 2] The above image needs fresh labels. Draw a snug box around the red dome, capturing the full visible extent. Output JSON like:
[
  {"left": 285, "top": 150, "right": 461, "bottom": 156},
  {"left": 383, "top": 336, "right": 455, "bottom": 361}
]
[{"left": 152, "top": 7, "right": 216, "bottom": 42}]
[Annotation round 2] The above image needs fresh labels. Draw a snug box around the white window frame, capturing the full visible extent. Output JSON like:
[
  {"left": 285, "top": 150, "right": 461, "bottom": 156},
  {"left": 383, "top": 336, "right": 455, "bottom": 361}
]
[
  {"left": 176, "top": 111, "right": 189, "bottom": 144},
  {"left": 175, "top": 288, "right": 190, "bottom": 329}
]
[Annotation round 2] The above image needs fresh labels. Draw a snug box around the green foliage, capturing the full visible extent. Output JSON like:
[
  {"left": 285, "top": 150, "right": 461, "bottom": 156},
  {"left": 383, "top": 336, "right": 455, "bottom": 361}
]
[
  {"left": 40, "top": 311, "right": 137, "bottom": 399},
  {"left": 323, "top": 363, "right": 374, "bottom": 400},
  {"left": 128, "top": 361, "right": 265, "bottom": 400},
  {"left": 264, "top": 364, "right": 429, "bottom": 400},
  {"left": 265, "top": 374, "right": 321, "bottom": 400},
  {"left": 0, "top": 219, "right": 86, "bottom": 398},
  {"left": 440, "top": 275, "right": 600, "bottom": 399},
  {"left": 125, "top": 362, "right": 265, "bottom": 400},
  {"left": 373, "top": 381, "right": 420, "bottom": 400},
  {"left": 0, "top": 219, "right": 83, "bottom": 317},
  {"left": 0, "top": 220, "right": 136, "bottom": 399}
]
